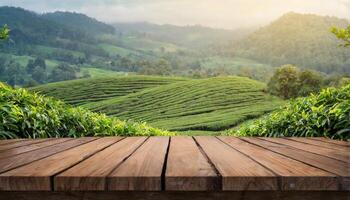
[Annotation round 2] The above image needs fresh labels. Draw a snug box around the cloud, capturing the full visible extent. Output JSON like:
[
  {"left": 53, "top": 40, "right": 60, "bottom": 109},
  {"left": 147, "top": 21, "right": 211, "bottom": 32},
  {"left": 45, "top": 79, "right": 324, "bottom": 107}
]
[{"left": 0, "top": 0, "right": 349, "bottom": 29}]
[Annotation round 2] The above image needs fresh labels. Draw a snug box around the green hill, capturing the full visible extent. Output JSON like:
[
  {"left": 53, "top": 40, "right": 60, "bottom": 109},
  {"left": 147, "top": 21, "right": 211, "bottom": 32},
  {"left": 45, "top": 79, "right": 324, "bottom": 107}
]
[
  {"left": 0, "top": 83, "right": 170, "bottom": 139},
  {"left": 30, "top": 75, "right": 187, "bottom": 106},
  {"left": 83, "top": 77, "right": 283, "bottom": 132},
  {"left": 42, "top": 11, "right": 115, "bottom": 36},
  {"left": 237, "top": 12, "right": 350, "bottom": 74}
]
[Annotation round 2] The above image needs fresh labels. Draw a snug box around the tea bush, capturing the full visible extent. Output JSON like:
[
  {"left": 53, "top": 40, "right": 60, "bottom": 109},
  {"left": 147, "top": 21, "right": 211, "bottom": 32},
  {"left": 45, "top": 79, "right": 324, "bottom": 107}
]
[
  {"left": 0, "top": 83, "right": 172, "bottom": 139},
  {"left": 228, "top": 84, "right": 350, "bottom": 140}
]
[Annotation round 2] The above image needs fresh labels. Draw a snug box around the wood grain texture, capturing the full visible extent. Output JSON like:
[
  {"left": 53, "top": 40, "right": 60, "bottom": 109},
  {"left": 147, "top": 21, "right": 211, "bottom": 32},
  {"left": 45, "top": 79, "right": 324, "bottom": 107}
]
[
  {"left": 219, "top": 137, "right": 338, "bottom": 191},
  {"left": 194, "top": 136, "right": 277, "bottom": 191},
  {"left": 0, "top": 137, "right": 120, "bottom": 191},
  {"left": 244, "top": 138, "right": 349, "bottom": 176},
  {"left": 0, "top": 139, "right": 26, "bottom": 145},
  {"left": 0, "top": 136, "right": 348, "bottom": 193},
  {"left": 0, "top": 138, "right": 72, "bottom": 159},
  {"left": 165, "top": 136, "right": 219, "bottom": 191},
  {"left": 243, "top": 138, "right": 350, "bottom": 190},
  {"left": 107, "top": 137, "right": 169, "bottom": 191},
  {"left": 55, "top": 137, "right": 146, "bottom": 191},
  {"left": 0, "top": 137, "right": 96, "bottom": 173},
  {"left": 0, "top": 139, "right": 52, "bottom": 151},
  {"left": 288, "top": 138, "right": 349, "bottom": 152},
  {"left": 310, "top": 138, "right": 350, "bottom": 147},
  {"left": 262, "top": 138, "right": 350, "bottom": 163},
  {"left": 1, "top": 191, "right": 349, "bottom": 200}
]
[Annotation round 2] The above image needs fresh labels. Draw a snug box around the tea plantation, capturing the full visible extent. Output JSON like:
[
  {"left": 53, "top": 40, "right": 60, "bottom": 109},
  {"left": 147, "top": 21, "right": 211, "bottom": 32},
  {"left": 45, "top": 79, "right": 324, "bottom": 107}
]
[
  {"left": 30, "top": 75, "right": 187, "bottom": 106},
  {"left": 83, "top": 76, "right": 284, "bottom": 132},
  {"left": 0, "top": 83, "right": 171, "bottom": 139}
]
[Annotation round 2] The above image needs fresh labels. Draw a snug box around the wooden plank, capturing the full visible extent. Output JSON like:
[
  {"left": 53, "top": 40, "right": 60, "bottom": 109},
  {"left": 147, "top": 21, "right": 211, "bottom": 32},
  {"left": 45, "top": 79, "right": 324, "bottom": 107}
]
[
  {"left": 262, "top": 138, "right": 350, "bottom": 163},
  {"left": 0, "top": 138, "right": 72, "bottom": 159},
  {"left": 243, "top": 138, "right": 350, "bottom": 191},
  {"left": 107, "top": 137, "right": 169, "bottom": 191},
  {"left": 243, "top": 138, "right": 349, "bottom": 176},
  {"left": 219, "top": 137, "right": 338, "bottom": 191},
  {"left": 0, "top": 139, "right": 26, "bottom": 145},
  {"left": 310, "top": 138, "right": 350, "bottom": 147},
  {"left": 0, "top": 137, "right": 96, "bottom": 173},
  {"left": 194, "top": 136, "right": 277, "bottom": 191},
  {"left": 0, "top": 137, "right": 120, "bottom": 191},
  {"left": 54, "top": 137, "right": 146, "bottom": 191},
  {"left": 288, "top": 138, "right": 349, "bottom": 152},
  {"left": 0, "top": 139, "right": 52, "bottom": 151},
  {"left": 1, "top": 191, "right": 350, "bottom": 200},
  {"left": 165, "top": 136, "right": 219, "bottom": 191}
]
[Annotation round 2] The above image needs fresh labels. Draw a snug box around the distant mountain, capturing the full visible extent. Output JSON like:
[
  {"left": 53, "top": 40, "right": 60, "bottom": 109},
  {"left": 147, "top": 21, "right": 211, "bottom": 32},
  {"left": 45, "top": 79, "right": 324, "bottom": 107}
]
[
  {"left": 237, "top": 12, "right": 350, "bottom": 74},
  {"left": 113, "top": 22, "right": 252, "bottom": 48},
  {"left": 0, "top": 7, "right": 89, "bottom": 45},
  {"left": 43, "top": 11, "right": 115, "bottom": 36}
]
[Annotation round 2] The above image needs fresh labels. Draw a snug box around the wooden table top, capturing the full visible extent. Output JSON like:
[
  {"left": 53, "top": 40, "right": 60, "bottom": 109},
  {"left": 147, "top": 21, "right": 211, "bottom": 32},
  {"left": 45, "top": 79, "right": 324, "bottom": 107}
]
[{"left": 0, "top": 137, "right": 348, "bottom": 192}]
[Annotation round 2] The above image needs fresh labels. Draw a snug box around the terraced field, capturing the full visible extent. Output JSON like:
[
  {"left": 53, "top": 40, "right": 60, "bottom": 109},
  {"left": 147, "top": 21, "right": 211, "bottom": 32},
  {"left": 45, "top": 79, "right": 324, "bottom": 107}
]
[
  {"left": 83, "top": 77, "right": 284, "bottom": 132},
  {"left": 30, "top": 76, "right": 187, "bottom": 106}
]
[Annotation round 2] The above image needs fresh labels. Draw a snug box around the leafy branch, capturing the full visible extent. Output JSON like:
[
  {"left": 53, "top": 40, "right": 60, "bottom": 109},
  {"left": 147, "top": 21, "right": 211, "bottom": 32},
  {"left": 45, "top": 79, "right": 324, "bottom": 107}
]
[
  {"left": 0, "top": 25, "right": 9, "bottom": 40},
  {"left": 331, "top": 25, "right": 350, "bottom": 47}
]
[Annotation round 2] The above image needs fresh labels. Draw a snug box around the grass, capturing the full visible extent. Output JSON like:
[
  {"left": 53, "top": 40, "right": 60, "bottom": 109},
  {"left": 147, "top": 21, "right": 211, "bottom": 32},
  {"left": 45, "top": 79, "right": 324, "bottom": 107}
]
[
  {"left": 118, "top": 37, "right": 184, "bottom": 53},
  {"left": 98, "top": 44, "right": 142, "bottom": 57},
  {"left": 0, "top": 53, "right": 60, "bottom": 70},
  {"left": 30, "top": 75, "right": 188, "bottom": 106},
  {"left": 83, "top": 76, "right": 284, "bottom": 132},
  {"left": 79, "top": 67, "right": 128, "bottom": 78},
  {"left": 34, "top": 45, "right": 85, "bottom": 57},
  {"left": 201, "top": 56, "right": 272, "bottom": 69}
]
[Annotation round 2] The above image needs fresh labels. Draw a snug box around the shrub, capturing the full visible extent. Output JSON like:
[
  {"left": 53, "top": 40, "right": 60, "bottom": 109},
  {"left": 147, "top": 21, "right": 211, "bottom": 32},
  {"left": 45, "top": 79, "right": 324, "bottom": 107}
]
[
  {"left": 228, "top": 84, "right": 350, "bottom": 140},
  {"left": 0, "top": 83, "right": 172, "bottom": 139}
]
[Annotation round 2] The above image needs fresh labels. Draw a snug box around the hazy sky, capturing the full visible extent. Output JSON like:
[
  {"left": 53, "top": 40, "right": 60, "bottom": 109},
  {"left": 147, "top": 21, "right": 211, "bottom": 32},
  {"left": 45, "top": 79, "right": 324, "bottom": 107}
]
[{"left": 1, "top": 0, "right": 349, "bottom": 29}]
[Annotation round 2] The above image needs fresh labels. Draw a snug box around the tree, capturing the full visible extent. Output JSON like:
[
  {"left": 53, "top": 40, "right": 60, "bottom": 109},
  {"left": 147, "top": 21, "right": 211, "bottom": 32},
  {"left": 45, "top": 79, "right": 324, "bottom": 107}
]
[
  {"left": 0, "top": 56, "right": 8, "bottom": 74},
  {"left": 267, "top": 65, "right": 300, "bottom": 99},
  {"left": 331, "top": 25, "right": 350, "bottom": 47},
  {"left": 0, "top": 25, "right": 9, "bottom": 40},
  {"left": 268, "top": 65, "right": 327, "bottom": 99},
  {"left": 5, "top": 62, "right": 25, "bottom": 86},
  {"left": 26, "top": 58, "right": 46, "bottom": 73},
  {"left": 48, "top": 63, "right": 77, "bottom": 82},
  {"left": 298, "top": 70, "right": 323, "bottom": 96},
  {"left": 31, "top": 66, "right": 47, "bottom": 83}
]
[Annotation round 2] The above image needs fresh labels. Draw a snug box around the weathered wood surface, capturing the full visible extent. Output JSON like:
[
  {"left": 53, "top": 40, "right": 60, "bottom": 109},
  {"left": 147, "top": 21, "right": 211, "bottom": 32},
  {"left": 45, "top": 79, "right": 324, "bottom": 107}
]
[
  {"left": 165, "top": 136, "right": 219, "bottom": 191},
  {"left": 1, "top": 191, "right": 349, "bottom": 200},
  {"left": 0, "top": 137, "right": 348, "bottom": 193}
]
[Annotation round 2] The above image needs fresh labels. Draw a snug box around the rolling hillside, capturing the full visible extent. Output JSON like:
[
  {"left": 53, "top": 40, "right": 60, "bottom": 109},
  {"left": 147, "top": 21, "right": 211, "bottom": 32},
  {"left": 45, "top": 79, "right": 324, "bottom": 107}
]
[
  {"left": 81, "top": 76, "right": 283, "bottom": 132},
  {"left": 30, "top": 76, "right": 187, "bottom": 106},
  {"left": 0, "top": 82, "right": 170, "bottom": 139},
  {"left": 236, "top": 12, "right": 350, "bottom": 74}
]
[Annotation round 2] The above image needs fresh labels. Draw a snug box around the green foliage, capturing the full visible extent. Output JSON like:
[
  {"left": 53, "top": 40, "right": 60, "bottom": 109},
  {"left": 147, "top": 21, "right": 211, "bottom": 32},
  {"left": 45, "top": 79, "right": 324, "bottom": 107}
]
[
  {"left": 0, "top": 24, "right": 8, "bottom": 40},
  {"left": 229, "top": 84, "right": 350, "bottom": 140},
  {"left": 331, "top": 25, "right": 350, "bottom": 47},
  {"left": 48, "top": 63, "right": 78, "bottom": 82},
  {"left": 268, "top": 65, "right": 300, "bottom": 99},
  {"left": 82, "top": 77, "right": 283, "bottom": 131},
  {"left": 237, "top": 12, "right": 350, "bottom": 74},
  {"left": 0, "top": 82, "right": 172, "bottom": 139},
  {"left": 268, "top": 65, "right": 324, "bottom": 99}
]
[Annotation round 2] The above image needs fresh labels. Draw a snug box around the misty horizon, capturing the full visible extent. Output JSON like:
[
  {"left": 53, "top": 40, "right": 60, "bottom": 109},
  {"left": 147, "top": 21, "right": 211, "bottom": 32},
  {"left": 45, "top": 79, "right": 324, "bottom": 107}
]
[{"left": 0, "top": 0, "right": 349, "bottom": 29}]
